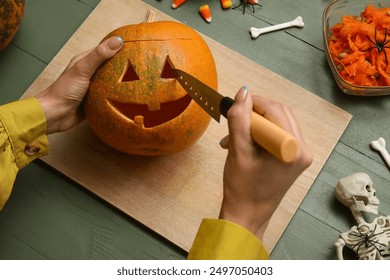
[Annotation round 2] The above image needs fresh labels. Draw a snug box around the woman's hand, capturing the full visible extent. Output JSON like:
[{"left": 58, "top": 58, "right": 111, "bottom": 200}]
[
  {"left": 36, "top": 36, "right": 123, "bottom": 135},
  {"left": 219, "top": 86, "right": 313, "bottom": 240}
]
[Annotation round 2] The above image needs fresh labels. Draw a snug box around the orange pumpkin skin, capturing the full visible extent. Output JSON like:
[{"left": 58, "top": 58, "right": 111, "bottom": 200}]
[
  {"left": 0, "top": 0, "right": 25, "bottom": 52},
  {"left": 84, "top": 21, "right": 218, "bottom": 156}
]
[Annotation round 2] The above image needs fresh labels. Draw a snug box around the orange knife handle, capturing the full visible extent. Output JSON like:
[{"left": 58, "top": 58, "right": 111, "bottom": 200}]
[
  {"left": 250, "top": 111, "right": 298, "bottom": 163},
  {"left": 220, "top": 96, "right": 298, "bottom": 162}
]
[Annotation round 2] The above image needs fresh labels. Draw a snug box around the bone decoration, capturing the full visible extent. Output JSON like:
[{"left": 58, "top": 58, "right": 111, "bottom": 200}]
[
  {"left": 370, "top": 137, "right": 390, "bottom": 170},
  {"left": 249, "top": 16, "right": 304, "bottom": 39},
  {"left": 334, "top": 173, "right": 390, "bottom": 260}
]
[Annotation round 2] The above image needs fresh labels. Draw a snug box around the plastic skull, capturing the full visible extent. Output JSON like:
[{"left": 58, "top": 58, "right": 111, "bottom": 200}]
[{"left": 335, "top": 172, "right": 379, "bottom": 214}]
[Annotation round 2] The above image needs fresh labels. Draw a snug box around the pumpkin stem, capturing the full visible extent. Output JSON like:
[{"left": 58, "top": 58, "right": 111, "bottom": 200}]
[{"left": 144, "top": 10, "right": 157, "bottom": 23}]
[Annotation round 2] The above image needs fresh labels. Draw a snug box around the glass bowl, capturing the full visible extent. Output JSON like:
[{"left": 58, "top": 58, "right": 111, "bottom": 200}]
[{"left": 323, "top": 0, "right": 390, "bottom": 96}]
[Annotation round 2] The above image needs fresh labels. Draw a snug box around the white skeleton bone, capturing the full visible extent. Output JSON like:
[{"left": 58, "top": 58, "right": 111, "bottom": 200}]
[
  {"left": 334, "top": 173, "right": 390, "bottom": 260},
  {"left": 335, "top": 217, "right": 390, "bottom": 260},
  {"left": 370, "top": 137, "right": 390, "bottom": 169},
  {"left": 249, "top": 16, "right": 304, "bottom": 39}
]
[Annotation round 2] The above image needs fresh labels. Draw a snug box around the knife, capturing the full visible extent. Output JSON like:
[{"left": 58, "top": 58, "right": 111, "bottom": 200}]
[{"left": 162, "top": 57, "right": 298, "bottom": 163}]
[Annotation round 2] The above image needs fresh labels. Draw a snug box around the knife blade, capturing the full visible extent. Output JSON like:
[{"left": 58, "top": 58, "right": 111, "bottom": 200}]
[{"left": 161, "top": 57, "right": 298, "bottom": 163}]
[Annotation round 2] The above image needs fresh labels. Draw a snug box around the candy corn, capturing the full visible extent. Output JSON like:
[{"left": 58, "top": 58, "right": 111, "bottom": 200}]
[
  {"left": 199, "top": 5, "right": 212, "bottom": 23},
  {"left": 220, "top": 0, "right": 232, "bottom": 9},
  {"left": 171, "top": 0, "right": 186, "bottom": 9}
]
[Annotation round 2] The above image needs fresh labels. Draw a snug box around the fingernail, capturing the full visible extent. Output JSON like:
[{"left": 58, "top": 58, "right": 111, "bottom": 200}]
[
  {"left": 108, "top": 36, "right": 123, "bottom": 50},
  {"left": 219, "top": 137, "right": 229, "bottom": 148},
  {"left": 235, "top": 85, "right": 248, "bottom": 101},
  {"left": 219, "top": 138, "right": 227, "bottom": 146},
  {"left": 242, "top": 85, "right": 248, "bottom": 95}
]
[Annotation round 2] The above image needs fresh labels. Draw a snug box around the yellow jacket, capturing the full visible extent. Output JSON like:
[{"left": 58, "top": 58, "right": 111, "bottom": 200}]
[{"left": 0, "top": 97, "right": 268, "bottom": 260}]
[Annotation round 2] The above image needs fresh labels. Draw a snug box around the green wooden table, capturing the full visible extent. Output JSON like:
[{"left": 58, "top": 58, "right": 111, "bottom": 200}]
[{"left": 1, "top": 0, "right": 389, "bottom": 260}]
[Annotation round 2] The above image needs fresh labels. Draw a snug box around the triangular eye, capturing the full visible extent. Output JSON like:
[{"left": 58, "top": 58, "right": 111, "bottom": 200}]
[
  {"left": 160, "top": 55, "right": 176, "bottom": 79},
  {"left": 119, "top": 59, "right": 139, "bottom": 82}
]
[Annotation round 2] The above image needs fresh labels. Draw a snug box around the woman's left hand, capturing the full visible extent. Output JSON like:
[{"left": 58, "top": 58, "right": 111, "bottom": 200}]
[{"left": 36, "top": 36, "right": 123, "bottom": 134}]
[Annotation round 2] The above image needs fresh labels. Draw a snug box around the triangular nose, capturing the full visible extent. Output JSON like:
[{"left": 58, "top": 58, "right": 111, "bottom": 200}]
[{"left": 160, "top": 55, "right": 176, "bottom": 79}]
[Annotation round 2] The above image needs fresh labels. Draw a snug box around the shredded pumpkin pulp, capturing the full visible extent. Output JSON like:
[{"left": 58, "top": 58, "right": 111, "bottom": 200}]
[{"left": 329, "top": 5, "right": 390, "bottom": 86}]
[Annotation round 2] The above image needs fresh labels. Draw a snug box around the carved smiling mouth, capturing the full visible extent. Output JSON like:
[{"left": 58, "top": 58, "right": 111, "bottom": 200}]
[
  {"left": 108, "top": 55, "right": 194, "bottom": 128},
  {"left": 108, "top": 94, "right": 192, "bottom": 128}
]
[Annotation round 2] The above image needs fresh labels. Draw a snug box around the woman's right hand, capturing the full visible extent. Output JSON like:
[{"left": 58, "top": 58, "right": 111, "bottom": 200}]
[{"left": 219, "top": 86, "right": 313, "bottom": 241}]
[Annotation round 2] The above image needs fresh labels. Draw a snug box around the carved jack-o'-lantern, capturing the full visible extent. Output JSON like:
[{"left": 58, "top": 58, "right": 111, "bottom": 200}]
[
  {"left": 84, "top": 20, "right": 218, "bottom": 156},
  {"left": 0, "top": 0, "right": 25, "bottom": 52}
]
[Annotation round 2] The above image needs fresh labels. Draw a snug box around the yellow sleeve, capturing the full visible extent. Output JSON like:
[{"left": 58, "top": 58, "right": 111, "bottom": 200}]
[
  {"left": 188, "top": 218, "right": 269, "bottom": 260},
  {"left": 0, "top": 97, "right": 49, "bottom": 210}
]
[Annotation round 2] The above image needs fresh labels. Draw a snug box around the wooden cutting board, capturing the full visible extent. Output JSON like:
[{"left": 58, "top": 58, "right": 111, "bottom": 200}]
[{"left": 22, "top": 0, "right": 352, "bottom": 253}]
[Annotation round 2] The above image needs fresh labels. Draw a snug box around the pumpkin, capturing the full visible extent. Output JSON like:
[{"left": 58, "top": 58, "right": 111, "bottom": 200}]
[
  {"left": 84, "top": 20, "right": 218, "bottom": 156},
  {"left": 0, "top": 0, "right": 25, "bottom": 52}
]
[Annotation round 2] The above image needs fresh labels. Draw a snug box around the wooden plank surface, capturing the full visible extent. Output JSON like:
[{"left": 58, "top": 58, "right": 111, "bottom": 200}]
[
  {"left": 21, "top": 0, "right": 351, "bottom": 252},
  {"left": 272, "top": 142, "right": 390, "bottom": 259}
]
